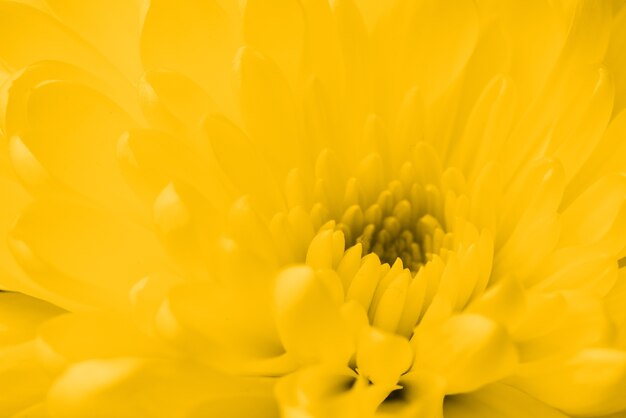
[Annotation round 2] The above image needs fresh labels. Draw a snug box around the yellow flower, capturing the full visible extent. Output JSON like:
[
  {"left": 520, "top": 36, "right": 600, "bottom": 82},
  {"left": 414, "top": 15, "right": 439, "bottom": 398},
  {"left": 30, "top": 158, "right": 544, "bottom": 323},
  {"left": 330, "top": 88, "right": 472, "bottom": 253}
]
[{"left": 2, "top": 0, "right": 626, "bottom": 417}]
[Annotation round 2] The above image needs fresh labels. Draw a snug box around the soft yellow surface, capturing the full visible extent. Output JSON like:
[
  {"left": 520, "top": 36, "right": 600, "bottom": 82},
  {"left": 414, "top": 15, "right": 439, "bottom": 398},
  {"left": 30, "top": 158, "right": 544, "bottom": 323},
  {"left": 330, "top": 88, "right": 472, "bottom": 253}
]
[{"left": 2, "top": 0, "right": 626, "bottom": 417}]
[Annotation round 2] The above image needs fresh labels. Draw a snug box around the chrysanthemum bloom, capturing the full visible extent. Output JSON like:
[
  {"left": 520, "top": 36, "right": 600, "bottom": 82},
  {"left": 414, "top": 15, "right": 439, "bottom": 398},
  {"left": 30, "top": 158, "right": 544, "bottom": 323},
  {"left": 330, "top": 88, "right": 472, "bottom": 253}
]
[{"left": 2, "top": 0, "right": 626, "bottom": 416}]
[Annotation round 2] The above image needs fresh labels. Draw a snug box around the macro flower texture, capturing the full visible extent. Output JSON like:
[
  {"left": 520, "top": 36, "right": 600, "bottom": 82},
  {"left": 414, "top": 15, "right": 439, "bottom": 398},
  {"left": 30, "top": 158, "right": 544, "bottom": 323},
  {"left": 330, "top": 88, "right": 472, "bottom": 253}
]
[{"left": 3, "top": 0, "right": 626, "bottom": 416}]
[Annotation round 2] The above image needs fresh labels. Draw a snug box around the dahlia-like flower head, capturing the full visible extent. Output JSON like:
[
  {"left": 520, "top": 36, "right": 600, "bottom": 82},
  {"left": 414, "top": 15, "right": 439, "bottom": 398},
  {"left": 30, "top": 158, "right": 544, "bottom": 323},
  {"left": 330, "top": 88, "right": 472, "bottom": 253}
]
[{"left": 2, "top": 0, "right": 626, "bottom": 417}]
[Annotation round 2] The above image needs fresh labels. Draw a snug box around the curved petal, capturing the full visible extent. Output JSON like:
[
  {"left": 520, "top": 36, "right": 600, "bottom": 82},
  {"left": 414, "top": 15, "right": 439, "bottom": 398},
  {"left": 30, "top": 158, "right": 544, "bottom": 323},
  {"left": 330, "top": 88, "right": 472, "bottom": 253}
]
[
  {"left": 274, "top": 266, "right": 353, "bottom": 365},
  {"left": 1, "top": 61, "right": 137, "bottom": 138},
  {"left": 138, "top": 70, "right": 217, "bottom": 135},
  {"left": 140, "top": 0, "right": 239, "bottom": 114},
  {"left": 414, "top": 313, "right": 518, "bottom": 394},
  {"left": 45, "top": 0, "right": 143, "bottom": 81},
  {"left": 0, "top": 292, "right": 63, "bottom": 346},
  {"left": 444, "top": 383, "right": 568, "bottom": 418},
  {"left": 0, "top": 2, "right": 131, "bottom": 91},
  {"left": 156, "top": 280, "right": 282, "bottom": 364},
  {"left": 9, "top": 198, "right": 170, "bottom": 311},
  {"left": 0, "top": 176, "right": 34, "bottom": 293},
  {"left": 37, "top": 312, "right": 169, "bottom": 374},
  {"left": 511, "top": 348, "right": 626, "bottom": 416},
  {"left": 0, "top": 342, "right": 52, "bottom": 416},
  {"left": 356, "top": 327, "right": 413, "bottom": 386},
  {"left": 243, "top": 0, "right": 304, "bottom": 86},
  {"left": 19, "top": 80, "right": 144, "bottom": 217},
  {"left": 185, "top": 395, "right": 278, "bottom": 418},
  {"left": 47, "top": 358, "right": 277, "bottom": 418},
  {"left": 235, "top": 47, "right": 302, "bottom": 176}
]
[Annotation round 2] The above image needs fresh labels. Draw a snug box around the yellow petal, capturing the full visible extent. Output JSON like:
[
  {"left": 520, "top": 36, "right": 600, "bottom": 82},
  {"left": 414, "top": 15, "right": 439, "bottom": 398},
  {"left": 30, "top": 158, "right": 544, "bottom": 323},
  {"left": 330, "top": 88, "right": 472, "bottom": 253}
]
[
  {"left": 235, "top": 47, "right": 301, "bottom": 176},
  {"left": 140, "top": 0, "right": 238, "bottom": 114},
  {"left": 9, "top": 198, "right": 169, "bottom": 311},
  {"left": 20, "top": 80, "right": 144, "bottom": 217},
  {"left": 515, "top": 292, "right": 613, "bottom": 362},
  {"left": 204, "top": 114, "right": 283, "bottom": 213},
  {"left": 565, "top": 109, "right": 626, "bottom": 204},
  {"left": 0, "top": 176, "right": 34, "bottom": 293},
  {"left": 152, "top": 181, "right": 217, "bottom": 281},
  {"left": 45, "top": 0, "right": 143, "bottom": 81},
  {"left": 48, "top": 358, "right": 275, "bottom": 418},
  {"left": 607, "top": 4, "right": 626, "bottom": 115},
  {"left": 117, "top": 129, "right": 216, "bottom": 205},
  {"left": 512, "top": 348, "right": 626, "bottom": 416},
  {"left": 275, "top": 365, "right": 372, "bottom": 418},
  {"left": 0, "top": 342, "right": 51, "bottom": 416},
  {"left": 496, "top": 159, "right": 564, "bottom": 283},
  {"left": 138, "top": 70, "right": 217, "bottom": 136},
  {"left": 1, "top": 61, "right": 136, "bottom": 138},
  {"left": 0, "top": 292, "right": 63, "bottom": 346},
  {"left": 414, "top": 313, "right": 518, "bottom": 394},
  {"left": 346, "top": 253, "right": 384, "bottom": 311},
  {"left": 243, "top": 0, "right": 304, "bottom": 86},
  {"left": 274, "top": 266, "right": 353, "bottom": 365},
  {"left": 533, "top": 251, "right": 618, "bottom": 297},
  {"left": 550, "top": 67, "right": 613, "bottom": 181},
  {"left": 185, "top": 395, "right": 279, "bottom": 418},
  {"left": 559, "top": 173, "right": 626, "bottom": 253},
  {"left": 375, "top": 0, "right": 478, "bottom": 104},
  {"left": 157, "top": 280, "right": 281, "bottom": 363},
  {"left": 453, "top": 76, "right": 516, "bottom": 181},
  {"left": 37, "top": 312, "right": 168, "bottom": 374},
  {"left": 0, "top": 2, "right": 131, "bottom": 94},
  {"left": 444, "top": 383, "right": 568, "bottom": 418},
  {"left": 356, "top": 327, "right": 413, "bottom": 386}
]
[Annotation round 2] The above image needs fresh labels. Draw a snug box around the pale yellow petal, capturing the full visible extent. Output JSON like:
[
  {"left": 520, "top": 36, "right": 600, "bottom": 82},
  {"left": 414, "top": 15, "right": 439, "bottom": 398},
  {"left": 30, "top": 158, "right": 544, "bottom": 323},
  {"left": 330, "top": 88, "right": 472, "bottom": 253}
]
[
  {"left": 47, "top": 358, "right": 276, "bottom": 418},
  {"left": 235, "top": 47, "right": 302, "bottom": 176},
  {"left": 356, "top": 327, "right": 413, "bottom": 386},
  {"left": 0, "top": 342, "right": 51, "bottom": 416},
  {"left": 274, "top": 266, "right": 353, "bottom": 365},
  {"left": 138, "top": 70, "right": 217, "bottom": 136},
  {"left": 0, "top": 2, "right": 131, "bottom": 94},
  {"left": 0, "top": 292, "right": 63, "bottom": 346},
  {"left": 511, "top": 349, "right": 626, "bottom": 416},
  {"left": 45, "top": 0, "right": 143, "bottom": 81},
  {"left": 9, "top": 198, "right": 169, "bottom": 311},
  {"left": 37, "top": 312, "right": 168, "bottom": 374},
  {"left": 140, "top": 0, "right": 239, "bottom": 114},
  {"left": 19, "top": 81, "right": 144, "bottom": 217},
  {"left": 414, "top": 313, "right": 518, "bottom": 394},
  {"left": 444, "top": 383, "right": 568, "bottom": 418},
  {"left": 243, "top": 0, "right": 304, "bottom": 86}
]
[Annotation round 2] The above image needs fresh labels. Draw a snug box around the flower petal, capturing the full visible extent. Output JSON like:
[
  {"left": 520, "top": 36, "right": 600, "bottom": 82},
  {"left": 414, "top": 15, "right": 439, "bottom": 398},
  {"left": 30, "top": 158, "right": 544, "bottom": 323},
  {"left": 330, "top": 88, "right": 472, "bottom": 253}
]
[
  {"left": 511, "top": 348, "right": 626, "bottom": 416},
  {"left": 47, "top": 358, "right": 276, "bottom": 418},
  {"left": 0, "top": 176, "right": 34, "bottom": 293},
  {"left": 9, "top": 198, "right": 169, "bottom": 311},
  {"left": 19, "top": 80, "right": 144, "bottom": 217},
  {"left": 414, "top": 313, "right": 518, "bottom": 394},
  {"left": 0, "top": 342, "right": 51, "bottom": 416},
  {"left": 138, "top": 70, "right": 217, "bottom": 135},
  {"left": 243, "top": 0, "right": 304, "bottom": 86},
  {"left": 444, "top": 383, "right": 568, "bottom": 418},
  {"left": 559, "top": 173, "right": 626, "bottom": 254},
  {"left": 235, "top": 47, "right": 302, "bottom": 176},
  {"left": 45, "top": 0, "right": 143, "bottom": 81},
  {"left": 156, "top": 280, "right": 282, "bottom": 363},
  {"left": 204, "top": 113, "right": 283, "bottom": 213},
  {"left": 356, "top": 327, "right": 413, "bottom": 386},
  {"left": 0, "top": 2, "right": 130, "bottom": 90},
  {"left": 37, "top": 312, "right": 168, "bottom": 374},
  {"left": 140, "top": 0, "right": 238, "bottom": 113},
  {"left": 274, "top": 266, "right": 353, "bottom": 365},
  {"left": 0, "top": 292, "right": 63, "bottom": 346}
]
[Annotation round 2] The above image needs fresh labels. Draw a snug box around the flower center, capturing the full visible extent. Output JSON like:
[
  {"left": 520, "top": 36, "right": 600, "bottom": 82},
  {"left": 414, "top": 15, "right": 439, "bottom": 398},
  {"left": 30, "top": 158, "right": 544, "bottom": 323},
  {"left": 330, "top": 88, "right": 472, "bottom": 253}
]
[{"left": 336, "top": 179, "right": 449, "bottom": 274}]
